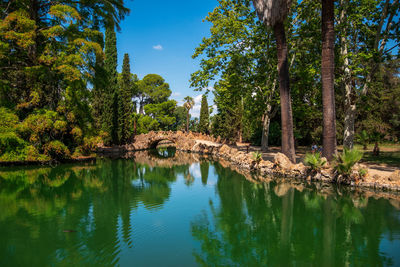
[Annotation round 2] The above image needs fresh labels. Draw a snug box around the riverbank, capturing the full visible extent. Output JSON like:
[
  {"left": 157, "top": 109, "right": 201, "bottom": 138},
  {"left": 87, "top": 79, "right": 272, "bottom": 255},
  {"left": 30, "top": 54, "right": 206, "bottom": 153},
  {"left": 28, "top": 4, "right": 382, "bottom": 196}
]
[
  {"left": 0, "top": 156, "right": 96, "bottom": 167},
  {"left": 189, "top": 140, "right": 400, "bottom": 192}
]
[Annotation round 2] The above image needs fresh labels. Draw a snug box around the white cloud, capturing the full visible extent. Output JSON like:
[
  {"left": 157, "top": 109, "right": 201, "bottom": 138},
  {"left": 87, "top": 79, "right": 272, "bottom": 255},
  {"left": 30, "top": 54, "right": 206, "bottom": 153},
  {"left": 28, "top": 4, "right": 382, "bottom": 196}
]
[
  {"left": 172, "top": 92, "right": 181, "bottom": 97},
  {"left": 152, "top": 44, "right": 163, "bottom": 50}
]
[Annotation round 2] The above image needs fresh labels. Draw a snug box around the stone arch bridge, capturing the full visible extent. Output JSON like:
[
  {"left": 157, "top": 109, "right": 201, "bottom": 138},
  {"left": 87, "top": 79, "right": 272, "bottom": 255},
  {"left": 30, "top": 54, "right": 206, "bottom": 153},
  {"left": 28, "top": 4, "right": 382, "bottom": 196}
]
[
  {"left": 97, "top": 131, "right": 221, "bottom": 154},
  {"left": 127, "top": 131, "right": 219, "bottom": 151}
]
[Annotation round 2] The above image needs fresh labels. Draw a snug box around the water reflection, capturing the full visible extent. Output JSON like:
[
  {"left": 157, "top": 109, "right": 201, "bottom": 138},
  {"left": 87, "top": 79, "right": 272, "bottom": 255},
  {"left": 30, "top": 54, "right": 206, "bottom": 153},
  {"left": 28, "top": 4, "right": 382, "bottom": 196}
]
[
  {"left": 191, "top": 162, "right": 400, "bottom": 266},
  {"left": 0, "top": 154, "right": 399, "bottom": 266}
]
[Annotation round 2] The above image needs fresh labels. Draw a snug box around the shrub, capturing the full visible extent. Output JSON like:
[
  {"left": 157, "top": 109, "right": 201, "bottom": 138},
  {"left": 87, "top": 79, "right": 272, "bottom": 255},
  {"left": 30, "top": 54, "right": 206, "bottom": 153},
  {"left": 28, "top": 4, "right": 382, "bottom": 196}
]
[
  {"left": 26, "top": 145, "right": 50, "bottom": 161},
  {"left": 82, "top": 136, "right": 102, "bottom": 154},
  {"left": 0, "top": 108, "right": 19, "bottom": 132},
  {"left": 304, "top": 152, "right": 326, "bottom": 172},
  {"left": 0, "top": 132, "right": 28, "bottom": 161},
  {"left": 356, "top": 130, "right": 369, "bottom": 150},
  {"left": 43, "top": 141, "right": 70, "bottom": 160},
  {"left": 0, "top": 132, "right": 27, "bottom": 154},
  {"left": 71, "top": 127, "right": 83, "bottom": 143},
  {"left": 334, "top": 148, "right": 363, "bottom": 177},
  {"left": 252, "top": 151, "right": 262, "bottom": 166}
]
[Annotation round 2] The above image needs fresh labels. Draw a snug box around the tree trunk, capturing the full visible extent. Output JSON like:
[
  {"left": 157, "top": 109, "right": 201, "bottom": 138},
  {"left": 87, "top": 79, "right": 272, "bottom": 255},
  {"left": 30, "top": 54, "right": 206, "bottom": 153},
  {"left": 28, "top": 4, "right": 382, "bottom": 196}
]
[
  {"left": 321, "top": 0, "right": 337, "bottom": 160},
  {"left": 340, "top": 1, "right": 355, "bottom": 149},
  {"left": 186, "top": 110, "right": 189, "bottom": 132},
  {"left": 343, "top": 102, "right": 356, "bottom": 148},
  {"left": 139, "top": 101, "right": 144, "bottom": 115},
  {"left": 261, "top": 113, "right": 271, "bottom": 151},
  {"left": 273, "top": 22, "right": 296, "bottom": 163}
]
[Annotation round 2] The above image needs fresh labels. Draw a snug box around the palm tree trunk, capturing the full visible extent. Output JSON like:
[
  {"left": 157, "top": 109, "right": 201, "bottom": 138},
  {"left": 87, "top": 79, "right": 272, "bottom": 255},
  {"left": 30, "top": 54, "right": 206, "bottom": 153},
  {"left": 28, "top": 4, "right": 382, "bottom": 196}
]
[
  {"left": 321, "top": 0, "right": 337, "bottom": 160},
  {"left": 186, "top": 110, "right": 189, "bottom": 132},
  {"left": 273, "top": 21, "right": 296, "bottom": 163}
]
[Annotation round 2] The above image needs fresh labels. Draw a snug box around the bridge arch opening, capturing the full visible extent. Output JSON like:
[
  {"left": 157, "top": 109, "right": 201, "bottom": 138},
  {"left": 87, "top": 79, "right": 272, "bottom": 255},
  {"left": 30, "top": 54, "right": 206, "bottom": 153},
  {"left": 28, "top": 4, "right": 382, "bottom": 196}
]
[{"left": 149, "top": 139, "right": 177, "bottom": 158}]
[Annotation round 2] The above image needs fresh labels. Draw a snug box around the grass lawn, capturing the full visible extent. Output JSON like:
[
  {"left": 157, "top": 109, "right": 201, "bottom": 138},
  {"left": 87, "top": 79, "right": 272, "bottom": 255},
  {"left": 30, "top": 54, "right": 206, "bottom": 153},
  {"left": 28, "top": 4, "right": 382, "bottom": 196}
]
[{"left": 344, "top": 144, "right": 400, "bottom": 167}]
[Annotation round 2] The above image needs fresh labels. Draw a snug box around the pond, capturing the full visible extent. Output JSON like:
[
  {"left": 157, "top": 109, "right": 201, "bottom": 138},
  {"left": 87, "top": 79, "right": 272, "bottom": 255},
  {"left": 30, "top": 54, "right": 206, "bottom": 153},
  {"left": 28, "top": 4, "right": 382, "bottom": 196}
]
[{"left": 1, "top": 150, "right": 400, "bottom": 266}]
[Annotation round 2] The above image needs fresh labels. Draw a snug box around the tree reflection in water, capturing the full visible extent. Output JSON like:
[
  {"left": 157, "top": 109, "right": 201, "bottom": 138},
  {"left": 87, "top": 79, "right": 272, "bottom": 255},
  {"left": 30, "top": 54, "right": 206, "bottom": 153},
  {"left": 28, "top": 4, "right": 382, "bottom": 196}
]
[
  {"left": 0, "top": 152, "right": 192, "bottom": 266},
  {"left": 191, "top": 162, "right": 400, "bottom": 266},
  {"left": 0, "top": 155, "right": 399, "bottom": 266}
]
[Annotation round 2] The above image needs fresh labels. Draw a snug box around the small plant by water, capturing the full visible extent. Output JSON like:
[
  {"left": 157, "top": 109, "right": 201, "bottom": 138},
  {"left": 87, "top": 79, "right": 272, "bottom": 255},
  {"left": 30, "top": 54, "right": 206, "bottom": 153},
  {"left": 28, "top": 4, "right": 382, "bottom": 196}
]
[
  {"left": 334, "top": 148, "right": 363, "bottom": 182},
  {"left": 252, "top": 151, "right": 262, "bottom": 166},
  {"left": 304, "top": 152, "right": 326, "bottom": 172}
]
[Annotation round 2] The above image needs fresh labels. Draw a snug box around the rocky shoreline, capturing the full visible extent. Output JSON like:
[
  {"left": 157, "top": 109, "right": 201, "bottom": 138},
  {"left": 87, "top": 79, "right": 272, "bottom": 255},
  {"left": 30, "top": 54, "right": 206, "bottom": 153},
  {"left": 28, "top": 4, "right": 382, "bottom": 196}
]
[
  {"left": 2, "top": 130, "right": 399, "bottom": 193},
  {"left": 97, "top": 130, "right": 400, "bottom": 192}
]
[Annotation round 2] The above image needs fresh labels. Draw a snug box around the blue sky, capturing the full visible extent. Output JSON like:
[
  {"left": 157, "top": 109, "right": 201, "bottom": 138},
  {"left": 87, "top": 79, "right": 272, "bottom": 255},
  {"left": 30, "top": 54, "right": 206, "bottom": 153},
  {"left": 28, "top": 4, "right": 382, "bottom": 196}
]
[{"left": 116, "top": 0, "right": 219, "bottom": 117}]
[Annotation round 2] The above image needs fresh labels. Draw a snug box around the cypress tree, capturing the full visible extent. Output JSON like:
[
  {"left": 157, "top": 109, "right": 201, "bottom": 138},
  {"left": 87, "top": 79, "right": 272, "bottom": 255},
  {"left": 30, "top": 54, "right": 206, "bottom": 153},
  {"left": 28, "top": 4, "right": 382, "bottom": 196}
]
[
  {"left": 199, "top": 94, "right": 209, "bottom": 134},
  {"left": 118, "top": 53, "right": 133, "bottom": 144},
  {"left": 92, "top": 24, "right": 105, "bottom": 131},
  {"left": 103, "top": 23, "right": 119, "bottom": 145}
]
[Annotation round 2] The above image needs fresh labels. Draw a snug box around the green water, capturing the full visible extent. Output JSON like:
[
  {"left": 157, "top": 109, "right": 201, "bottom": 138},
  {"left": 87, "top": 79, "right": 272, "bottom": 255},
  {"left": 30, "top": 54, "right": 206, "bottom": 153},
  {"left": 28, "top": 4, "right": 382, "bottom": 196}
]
[{"left": 1, "top": 151, "right": 399, "bottom": 266}]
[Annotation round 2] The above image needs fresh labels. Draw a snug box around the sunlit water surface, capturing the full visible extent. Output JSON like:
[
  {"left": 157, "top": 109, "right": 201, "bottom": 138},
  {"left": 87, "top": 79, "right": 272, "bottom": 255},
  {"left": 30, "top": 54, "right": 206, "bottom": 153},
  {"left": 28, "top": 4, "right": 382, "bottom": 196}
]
[{"left": 1, "top": 149, "right": 400, "bottom": 266}]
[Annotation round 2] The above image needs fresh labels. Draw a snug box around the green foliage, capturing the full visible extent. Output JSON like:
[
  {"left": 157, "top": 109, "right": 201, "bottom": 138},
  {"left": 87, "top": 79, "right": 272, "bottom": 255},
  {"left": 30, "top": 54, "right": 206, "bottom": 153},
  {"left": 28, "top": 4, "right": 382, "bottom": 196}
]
[
  {"left": 0, "top": 108, "right": 19, "bottom": 132},
  {"left": 0, "top": 0, "right": 130, "bottom": 160},
  {"left": 199, "top": 95, "right": 209, "bottom": 134},
  {"left": 356, "top": 130, "right": 369, "bottom": 150},
  {"left": 144, "top": 100, "right": 177, "bottom": 130},
  {"left": 118, "top": 53, "right": 134, "bottom": 144},
  {"left": 137, "top": 115, "right": 160, "bottom": 134},
  {"left": 304, "top": 153, "right": 326, "bottom": 172},
  {"left": 334, "top": 149, "right": 363, "bottom": 176},
  {"left": 43, "top": 141, "right": 71, "bottom": 160},
  {"left": 0, "top": 132, "right": 27, "bottom": 160},
  {"left": 173, "top": 106, "right": 187, "bottom": 131},
  {"left": 102, "top": 23, "right": 119, "bottom": 145},
  {"left": 137, "top": 74, "right": 172, "bottom": 114},
  {"left": 251, "top": 151, "right": 262, "bottom": 165}
]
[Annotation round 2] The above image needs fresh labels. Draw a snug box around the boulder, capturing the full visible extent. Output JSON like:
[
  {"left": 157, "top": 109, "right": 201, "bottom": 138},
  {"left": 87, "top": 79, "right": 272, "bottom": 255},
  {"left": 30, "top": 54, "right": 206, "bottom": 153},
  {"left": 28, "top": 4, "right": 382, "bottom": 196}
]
[
  {"left": 219, "top": 144, "right": 231, "bottom": 156},
  {"left": 274, "top": 153, "right": 294, "bottom": 170},
  {"left": 293, "top": 162, "right": 307, "bottom": 174},
  {"left": 388, "top": 170, "right": 400, "bottom": 182}
]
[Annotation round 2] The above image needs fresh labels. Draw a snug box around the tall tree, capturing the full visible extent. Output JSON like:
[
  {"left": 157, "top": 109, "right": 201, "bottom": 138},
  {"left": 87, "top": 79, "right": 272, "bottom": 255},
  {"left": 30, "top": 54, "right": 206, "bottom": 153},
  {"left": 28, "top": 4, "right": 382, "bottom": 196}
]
[
  {"left": 338, "top": 0, "right": 399, "bottom": 148},
  {"left": 103, "top": 23, "right": 119, "bottom": 145},
  {"left": 183, "top": 96, "right": 194, "bottom": 132},
  {"left": 252, "top": 0, "right": 296, "bottom": 162},
  {"left": 321, "top": 0, "right": 337, "bottom": 160},
  {"left": 199, "top": 95, "right": 210, "bottom": 134},
  {"left": 137, "top": 74, "right": 171, "bottom": 114},
  {"left": 119, "top": 53, "right": 133, "bottom": 144}
]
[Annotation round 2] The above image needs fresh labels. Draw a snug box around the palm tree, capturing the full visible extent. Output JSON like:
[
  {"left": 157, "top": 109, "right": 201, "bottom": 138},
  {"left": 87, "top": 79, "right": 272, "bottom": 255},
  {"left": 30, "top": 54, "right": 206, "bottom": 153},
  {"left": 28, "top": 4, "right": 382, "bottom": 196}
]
[
  {"left": 183, "top": 96, "right": 194, "bottom": 132},
  {"left": 321, "top": 0, "right": 337, "bottom": 160},
  {"left": 252, "top": 0, "right": 296, "bottom": 163}
]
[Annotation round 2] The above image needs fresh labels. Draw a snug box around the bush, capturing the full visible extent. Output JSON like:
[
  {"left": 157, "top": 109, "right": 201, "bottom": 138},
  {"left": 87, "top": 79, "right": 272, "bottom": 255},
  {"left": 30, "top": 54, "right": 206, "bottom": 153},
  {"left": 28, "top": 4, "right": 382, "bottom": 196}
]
[
  {"left": 0, "top": 132, "right": 27, "bottom": 154},
  {"left": 74, "top": 136, "right": 102, "bottom": 156},
  {"left": 26, "top": 145, "right": 50, "bottom": 161},
  {"left": 356, "top": 130, "right": 369, "bottom": 150},
  {"left": 43, "top": 141, "right": 70, "bottom": 160},
  {"left": 304, "top": 152, "right": 326, "bottom": 172},
  {"left": 0, "top": 108, "right": 19, "bottom": 132},
  {"left": 252, "top": 151, "right": 262, "bottom": 166},
  {"left": 334, "top": 148, "right": 363, "bottom": 177}
]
